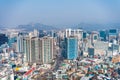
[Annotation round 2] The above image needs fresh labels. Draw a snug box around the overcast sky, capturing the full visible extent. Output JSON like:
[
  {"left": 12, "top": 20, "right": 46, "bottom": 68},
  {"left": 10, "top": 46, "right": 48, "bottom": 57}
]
[{"left": 0, "top": 0, "right": 120, "bottom": 27}]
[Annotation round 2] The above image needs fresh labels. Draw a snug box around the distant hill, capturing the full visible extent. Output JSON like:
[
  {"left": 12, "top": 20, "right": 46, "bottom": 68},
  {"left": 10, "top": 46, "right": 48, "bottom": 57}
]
[
  {"left": 16, "top": 23, "right": 58, "bottom": 31},
  {"left": 1, "top": 23, "right": 120, "bottom": 31}
]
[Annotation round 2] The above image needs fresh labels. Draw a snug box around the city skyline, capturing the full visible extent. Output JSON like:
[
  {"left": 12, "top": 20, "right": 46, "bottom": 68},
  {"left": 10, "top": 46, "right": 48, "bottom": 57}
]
[
  {"left": 0, "top": 27, "right": 120, "bottom": 79},
  {"left": 0, "top": 0, "right": 120, "bottom": 27},
  {"left": 0, "top": 1, "right": 120, "bottom": 79}
]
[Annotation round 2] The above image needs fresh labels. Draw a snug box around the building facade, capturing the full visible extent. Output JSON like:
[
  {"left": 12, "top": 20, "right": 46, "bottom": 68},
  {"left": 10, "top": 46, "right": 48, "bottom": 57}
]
[
  {"left": 40, "top": 37, "right": 54, "bottom": 64},
  {"left": 23, "top": 36, "right": 54, "bottom": 64},
  {"left": 65, "top": 36, "right": 78, "bottom": 60}
]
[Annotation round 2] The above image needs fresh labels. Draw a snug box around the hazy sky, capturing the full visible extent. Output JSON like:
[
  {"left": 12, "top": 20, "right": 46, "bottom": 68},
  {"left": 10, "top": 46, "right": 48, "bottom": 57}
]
[{"left": 0, "top": 0, "right": 120, "bottom": 27}]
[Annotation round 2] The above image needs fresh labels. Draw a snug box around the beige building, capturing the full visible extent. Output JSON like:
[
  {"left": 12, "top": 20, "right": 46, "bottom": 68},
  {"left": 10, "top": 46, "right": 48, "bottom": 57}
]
[
  {"left": 39, "top": 37, "right": 54, "bottom": 64},
  {"left": 94, "top": 41, "right": 109, "bottom": 56},
  {"left": 23, "top": 36, "right": 54, "bottom": 64},
  {"left": 23, "top": 37, "right": 40, "bottom": 63}
]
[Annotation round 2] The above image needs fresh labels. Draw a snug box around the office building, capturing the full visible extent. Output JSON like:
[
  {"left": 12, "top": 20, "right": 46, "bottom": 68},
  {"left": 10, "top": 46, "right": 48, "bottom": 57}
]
[
  {"left": 99, "top": 30, "right": 107, "bottom": 41},
  {"left": 83, "top": 32, "right": 87, "bottom": 39},
  {"left": 65, "top": 28, "right": 83, "bottom": 55},
  {"left": 88, "top": 47, "right": 94, "bottom": 57},
  {"left": 8, "top": 37, "right": 17, "bottom": 48},
  {"left": 108, "top": 29, "right": 118, "bottom": 42},
  {"left": 65, "top": 36, "right": 78, "bottom": 60},
  {"left": 65, "top": 28, "right": 83, "bottom": 40},
  {"left": 0, "top": 33, "right": 8, "bottom": 46}
]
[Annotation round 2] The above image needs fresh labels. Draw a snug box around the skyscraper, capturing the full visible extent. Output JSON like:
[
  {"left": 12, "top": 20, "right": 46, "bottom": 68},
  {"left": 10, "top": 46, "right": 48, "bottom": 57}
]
[
  {"left": 23, "top": 37, "right": 30, "bottom": 63},
  {"left": 23, "top": 36, "right": 54, "bottom": 64},
  {"left": 83, "top": 32, "right": 87, "bottom": 39},
  {"left": 99, "top": 30, "right": 106, "bottom": 41},
  {"left": 0, "top": 33, "right": 8, "bottom": 46},
  {"left": 65, "top": 36, "right": 78, "bottom": 60},
  {"left": 8, "top": 37, "right": 17, "bottom": 48},
  {"left": 65, "top": 28, "right": 83, "bottom": 56},
  {"left": 108, "top": 29, "right": 118, "bottom": 42},
  {"left": 23, "top": 37, "right": 41, "bottom": 63},
  {"left": 40, "top": 37, "right": 54, "bottom": 64},
  {"left": 17, "top": 33, "right": 24, "bottom": 53},
  {"left": 65, "top": 28, "right": 83, "bottom": 40},
  {"left": 88, "top": 47, "right": 94, "bottom": 58}
]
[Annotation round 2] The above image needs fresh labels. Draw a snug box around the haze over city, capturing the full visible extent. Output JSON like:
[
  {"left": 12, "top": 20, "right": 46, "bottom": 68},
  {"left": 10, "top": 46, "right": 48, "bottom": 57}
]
[
  {"left": 0, "top": 0, "right": 120, "bottom": 80},
  {"left": 0, "top": 0, "right": 120, "bottom": 27}
]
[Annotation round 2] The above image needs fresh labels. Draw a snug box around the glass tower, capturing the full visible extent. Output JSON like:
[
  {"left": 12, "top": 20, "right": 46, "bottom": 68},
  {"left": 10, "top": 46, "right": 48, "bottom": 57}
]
[{"left": 66, "top": 37, "right": 78, "bottom": 60}]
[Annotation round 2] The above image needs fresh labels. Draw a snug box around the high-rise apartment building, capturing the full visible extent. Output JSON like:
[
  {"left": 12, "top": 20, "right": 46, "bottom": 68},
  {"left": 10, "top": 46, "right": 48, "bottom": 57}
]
[
  {"left": 23, "top": 37, "right": 40, "bottom": 63},
  {"left": 17, "top": 33, "right": 25, "bottom": 53},
  {"left": 23, "top": 36, "right": 54, "bottom": 64},
  {"left": 40, "top": 37, "right": 54, "bottom": 64}
]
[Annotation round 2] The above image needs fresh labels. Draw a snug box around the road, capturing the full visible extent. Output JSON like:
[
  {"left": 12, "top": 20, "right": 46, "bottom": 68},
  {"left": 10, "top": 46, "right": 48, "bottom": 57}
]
[{"left": 52, "top": 48, "right": 63, "bottom": 71}]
